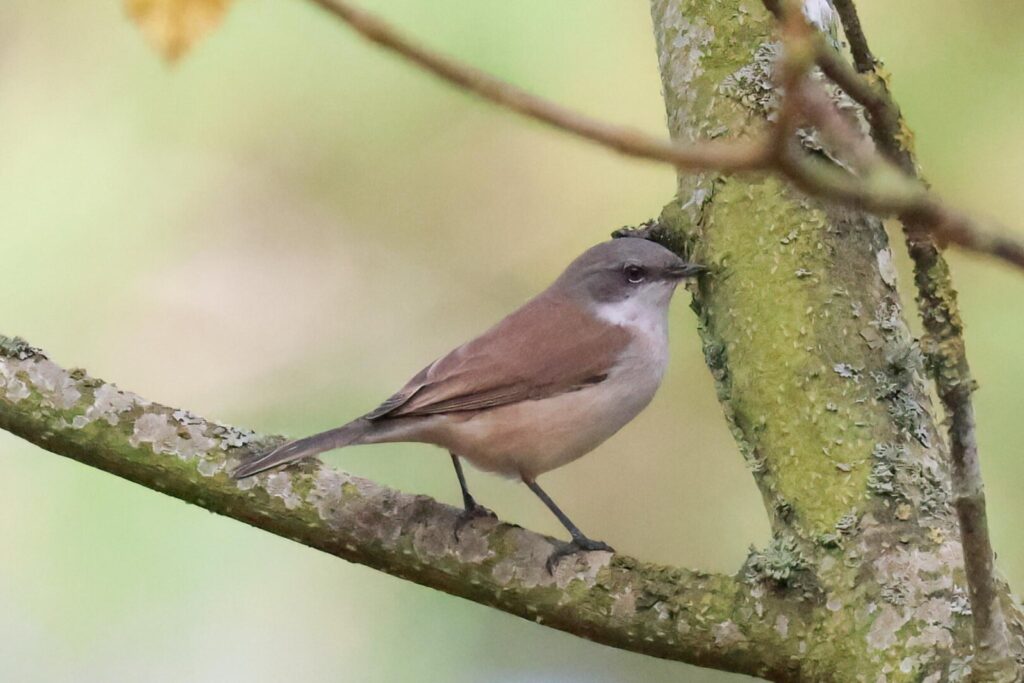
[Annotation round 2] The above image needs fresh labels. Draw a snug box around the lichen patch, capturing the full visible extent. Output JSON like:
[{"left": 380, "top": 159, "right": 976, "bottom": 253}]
[
  {"left": 306, "top": 466, "right": 349, "bottom": 524},
  {"left": 491, "top": 528, "right": 556, "bottom": 588},
  {"left": 25, "top": 359, "right": 82, "bottom": 409},
  {"left": 74, "top": 383, "right": 141, "bottom": 428},
  {"left": 265, "top": 471, "right": 302, "bottom": 510},
  {"left": 129, "top": 411, "right": 219, "bottom": 460},
  {"left": 0, "top": 336, "right": 44, "bottom": 360},
  {"left": 713, "top": 620, "right": 747, "bottom": 649},
  {"left": 867, "top": 604, "right": 908, "bottom": 651},
  {"left": 654, "top": 4, "right": 715, "bottom": 135},
  {"left": 0, "top": 361, "right": 30, "bottom": 403},
  {"left": 720, "top": 42, "right": 780, "bottom": 118}
]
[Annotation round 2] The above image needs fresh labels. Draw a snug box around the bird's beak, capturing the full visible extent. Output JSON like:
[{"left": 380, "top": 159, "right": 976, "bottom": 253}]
[{"left": 666, "top": 262, "right": 707, "bottom": 279}]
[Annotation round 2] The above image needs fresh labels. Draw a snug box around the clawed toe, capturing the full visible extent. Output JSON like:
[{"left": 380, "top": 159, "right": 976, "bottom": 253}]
[
  {"left": 454, "top": 503, "right": 497, "bottom": 541},
  {"left": 545, "top": 538, "right": 615, "bottom": 574}
]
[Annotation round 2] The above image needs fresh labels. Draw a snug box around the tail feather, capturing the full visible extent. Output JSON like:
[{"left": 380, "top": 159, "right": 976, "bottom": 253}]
[{"left": 231, "top": 418, "right": 370, "bottom": 479}]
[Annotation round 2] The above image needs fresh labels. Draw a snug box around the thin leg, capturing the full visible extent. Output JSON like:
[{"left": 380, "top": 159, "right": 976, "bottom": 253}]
[
  {"left": 524, "top": 479, "right": 613, "bottom": 572},
  {"left": 450, "top": 453, "right": 477, "bottom": 511},
  {"left": 450, "top": 453, "right": 496, "bottom": 539}
]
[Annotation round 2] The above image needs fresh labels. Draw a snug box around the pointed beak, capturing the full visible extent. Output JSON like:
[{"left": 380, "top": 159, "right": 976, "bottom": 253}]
[{"left": 666, "top": 261, "right": 707, "bottom": 279}]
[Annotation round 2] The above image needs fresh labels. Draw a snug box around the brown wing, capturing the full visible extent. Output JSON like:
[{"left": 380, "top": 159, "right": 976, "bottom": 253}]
[{"left": 364, "top": 292, "right": 630, "bottom": 420}]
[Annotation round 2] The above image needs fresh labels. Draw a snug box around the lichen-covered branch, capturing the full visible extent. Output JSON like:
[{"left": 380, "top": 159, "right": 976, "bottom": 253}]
[
  {"left": 0, "top": 336, "right": 812, "bottom": 680},
  {"left": 830, "top": 0, "right": 875, "bottom": 74},
  {"left": 827, "top": 2, "right": 1017, "bottom": 678},
  {"left": 647, "top": 0, "right": 1022, "bottom": 679}
]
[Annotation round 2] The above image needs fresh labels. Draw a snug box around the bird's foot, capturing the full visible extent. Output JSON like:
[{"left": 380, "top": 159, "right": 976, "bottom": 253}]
[
  {"left": 454, "top": 502, "right": 497, "bottom": 541},
  {"left": 545, "top": 537, "right": 615, "bottom": 574}
]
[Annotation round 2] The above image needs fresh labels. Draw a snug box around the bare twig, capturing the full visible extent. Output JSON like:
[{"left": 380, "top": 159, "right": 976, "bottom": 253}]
[
  {"left": 769, "top": 0, "right": 1024, "bottom": 279},
  {"left": 831, "top": 0, "right": 875, "bottom": 73},
  {"left": 814, "top": 45, "right": 910, "bottom": 169},
  {"left": 305, "top": 0, "right": 1024, "bottom": 275},
  {"left": 304, "top": 0, "right": 766, "bottom": 173},
  {"left": 917, "top": 289, "right": 1017, "bottom": 681},
  {"left": 762, "top": 0, "right": 913, "bottom": 170}
]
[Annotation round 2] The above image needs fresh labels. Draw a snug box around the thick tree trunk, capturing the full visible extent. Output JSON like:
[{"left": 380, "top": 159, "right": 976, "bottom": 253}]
[{"left": 648, "top": 1, "right": 1023, "bottom": 680}]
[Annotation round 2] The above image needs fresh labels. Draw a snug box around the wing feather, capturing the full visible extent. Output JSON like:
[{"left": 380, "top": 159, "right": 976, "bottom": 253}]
[{"left": 364, "top": 293, "right": 629, "bottom": 421}]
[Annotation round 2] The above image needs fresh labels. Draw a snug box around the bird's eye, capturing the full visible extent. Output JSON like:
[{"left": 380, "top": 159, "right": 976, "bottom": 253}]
[{"left": 624, "top": 265, "right": 646, "bottom": 284}]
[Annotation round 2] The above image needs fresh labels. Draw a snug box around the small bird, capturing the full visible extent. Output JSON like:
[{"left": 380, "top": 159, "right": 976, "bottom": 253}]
[{"left": 233, "top": 237, "right": 704, "bottom": 567}]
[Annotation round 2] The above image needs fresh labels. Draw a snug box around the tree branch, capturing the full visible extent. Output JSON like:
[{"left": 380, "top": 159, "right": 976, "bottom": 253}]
[
  {"left": 300, "top": 0, "right": 1024, "bottom": 276},
  {"left": 649, "top": 0, "right": 1024, "bottom": 677},
  {"left": 824, "top": 2, "right": 1017, "bottom": 678},
  {"left": 0, "top": 336, "right": 810, "bottom": 680},
  {"left": 831, "top": 0, "right": 876, "bottom": 73},
  {"left": 303, "top": 0, "right": 766, "bottom": 174},
  {"left": 763, "top": 0, "right": 912, "bottom": 170}
]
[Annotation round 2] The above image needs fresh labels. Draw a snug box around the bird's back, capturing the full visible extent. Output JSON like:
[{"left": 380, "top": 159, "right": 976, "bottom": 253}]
[{"left": 364, "top": 290, "right": 632, "bottom": 421}]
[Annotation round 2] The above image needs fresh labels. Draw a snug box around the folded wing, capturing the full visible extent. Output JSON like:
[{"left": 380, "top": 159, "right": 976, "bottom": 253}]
[{"left": 365, "top": 292, "right": 630, "bottom": 420}]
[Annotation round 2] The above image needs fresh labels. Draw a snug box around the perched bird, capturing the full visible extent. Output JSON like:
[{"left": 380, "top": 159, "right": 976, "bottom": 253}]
[{"left": 233, "top": 237, "right": 704, "bottom": 567}]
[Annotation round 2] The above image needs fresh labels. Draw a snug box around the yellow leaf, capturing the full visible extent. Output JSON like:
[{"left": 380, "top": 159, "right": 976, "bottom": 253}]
[{"left": 125, "top": 0, "right": 234, "bottom": 62}]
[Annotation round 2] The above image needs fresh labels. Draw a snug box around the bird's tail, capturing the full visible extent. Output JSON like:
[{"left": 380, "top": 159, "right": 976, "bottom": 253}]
[{"left": 231, "top": 418, "right": 371, "bottom": 479}]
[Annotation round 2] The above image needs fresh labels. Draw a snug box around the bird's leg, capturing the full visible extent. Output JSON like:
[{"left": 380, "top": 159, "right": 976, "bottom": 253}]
[
  {"left": 450, "top": 453, "right": 496, "bottom": 539},
  {"left": 523, "top": 479, "right": 614, "bottom": 572}
]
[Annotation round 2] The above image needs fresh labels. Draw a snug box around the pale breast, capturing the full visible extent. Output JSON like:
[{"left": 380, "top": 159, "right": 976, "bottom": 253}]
[{"left": 433, "top": 307, "right": 670, "bottom": 480}]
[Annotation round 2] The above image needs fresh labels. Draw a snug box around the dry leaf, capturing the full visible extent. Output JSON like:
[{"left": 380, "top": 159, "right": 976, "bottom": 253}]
[{"left": 125, "top": 0, "right": 234, "bottom": 61}]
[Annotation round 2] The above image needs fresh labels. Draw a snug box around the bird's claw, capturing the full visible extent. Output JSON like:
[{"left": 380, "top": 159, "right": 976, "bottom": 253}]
[
  {"left": 545, "top": 538, "right": 615, "bottom": 574},
  {"left": 453, "top": 503, "right": 497, "bottom": 541}
]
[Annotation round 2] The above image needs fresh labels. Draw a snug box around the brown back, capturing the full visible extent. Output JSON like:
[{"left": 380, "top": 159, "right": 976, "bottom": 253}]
[{"left": 365, "top": 291, "right": 630, "bottom": 420}]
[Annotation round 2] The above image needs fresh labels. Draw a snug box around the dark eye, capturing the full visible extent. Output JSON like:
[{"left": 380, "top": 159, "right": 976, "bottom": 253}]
[{"left": 623, "top": 264, "right": 646, "bottom": 284}]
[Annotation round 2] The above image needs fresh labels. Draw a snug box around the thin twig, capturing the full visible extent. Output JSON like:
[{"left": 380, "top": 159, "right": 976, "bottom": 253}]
[
  {"left": 762, "top": 0, "right": 912, "bottom": 170},
  {"left": 304, "top": 0, "right": 767, "bottom": 173},
  {"left": 824, "top": 1, "right": 1017, "bottom": 676},
  {"left": 306, "top": 0, "right": 1024, "bottom": 276},
  {"left": 831, "top": 0, "right": 875, "bottom": 73},
  {"left": 814, "top": 46, "right": 910, "bottom": 170},
  {"left": 768, "top": 4, "right": 1024, "bottom": 275}
]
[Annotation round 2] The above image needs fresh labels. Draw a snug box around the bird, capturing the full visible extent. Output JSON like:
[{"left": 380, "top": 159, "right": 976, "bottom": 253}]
[{"left": 232, "top": 237, "right": 705, "bottom": 568}]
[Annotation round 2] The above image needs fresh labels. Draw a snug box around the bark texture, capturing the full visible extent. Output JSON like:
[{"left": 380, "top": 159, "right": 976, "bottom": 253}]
[
  {"left": 0, "top": 338, "right": 813, "bottom": 680},
  {"left": 2, "top": 1, "right": 1023, "bottom": 681},
  {"left": 648, "top": 0, "right": 1023, "bottom": 680}
]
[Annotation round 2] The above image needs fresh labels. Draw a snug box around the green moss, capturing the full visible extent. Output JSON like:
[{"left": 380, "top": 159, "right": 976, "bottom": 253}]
[{"left": 666, "top": 177, "right": 894, "bottom": 535}]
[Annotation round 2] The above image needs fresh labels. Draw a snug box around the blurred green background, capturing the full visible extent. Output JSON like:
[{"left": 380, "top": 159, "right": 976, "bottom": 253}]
[{"left": 1, "top": 1, "right": 1022, "bottom": 681}]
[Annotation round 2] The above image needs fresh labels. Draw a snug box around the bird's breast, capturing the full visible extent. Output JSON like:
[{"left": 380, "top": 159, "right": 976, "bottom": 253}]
[{"left": 430, "top": 319, "right": 669, "bottom": 480}]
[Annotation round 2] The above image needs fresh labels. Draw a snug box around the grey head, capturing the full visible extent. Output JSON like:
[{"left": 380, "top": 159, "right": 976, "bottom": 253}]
[{"left": 552, "top": 238, "right": 705, "bottom": 310}]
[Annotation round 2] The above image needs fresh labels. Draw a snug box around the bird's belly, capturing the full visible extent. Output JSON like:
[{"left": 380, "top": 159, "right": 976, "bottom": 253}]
[{"left": 435, "top": 348, "right": 666, "bottom": 480}]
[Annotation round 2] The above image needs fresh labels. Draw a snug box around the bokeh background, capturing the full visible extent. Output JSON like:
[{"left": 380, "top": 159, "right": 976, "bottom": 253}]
[{"left": 1, "top": 1, "right": 1022, "bottom": 681}]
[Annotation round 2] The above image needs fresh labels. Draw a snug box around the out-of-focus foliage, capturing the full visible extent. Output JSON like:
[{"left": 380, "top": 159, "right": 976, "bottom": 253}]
[
  {"left": 0, "top": 1, "right": 1022, "bottom": 681},
  {"left": 125, "top": 0, "right": 235, "bottom": 61}
]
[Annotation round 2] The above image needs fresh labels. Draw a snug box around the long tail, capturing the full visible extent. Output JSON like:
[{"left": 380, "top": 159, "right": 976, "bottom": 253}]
[{"left": 231, "top": 418, "right": 371, "bottom": 479}]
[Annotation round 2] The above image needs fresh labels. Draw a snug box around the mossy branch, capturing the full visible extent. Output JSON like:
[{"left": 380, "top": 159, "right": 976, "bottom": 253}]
[
  {"left": 827, "top": 1, "right": 1016, "bottom": 677},
  {"left": 648, "top": 0, "right": 1022, "bottom": 679},
  {"left": 0, "top": 338, "right": 811, "bottom": 681}
]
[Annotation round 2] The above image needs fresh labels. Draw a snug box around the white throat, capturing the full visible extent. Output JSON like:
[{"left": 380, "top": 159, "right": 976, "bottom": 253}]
[{"left": 592, "top": 283, "right": 673, "bottom": 335}]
